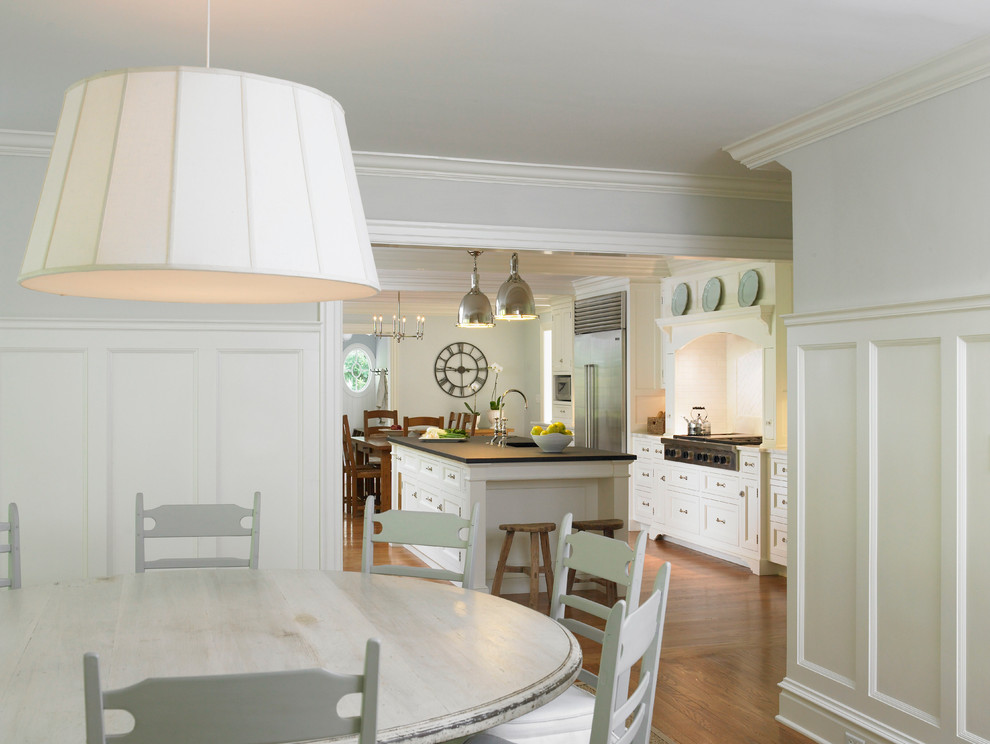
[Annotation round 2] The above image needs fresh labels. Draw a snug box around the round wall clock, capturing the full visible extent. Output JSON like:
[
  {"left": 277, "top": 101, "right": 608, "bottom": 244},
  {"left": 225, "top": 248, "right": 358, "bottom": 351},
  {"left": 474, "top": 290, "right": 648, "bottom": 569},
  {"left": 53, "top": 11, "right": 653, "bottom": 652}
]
[
  {"left": 702, "top": 277, "right": 722, "bottom": 312},
  {"left": 434, "top": 342, "right": 489, "bottom": 397}
]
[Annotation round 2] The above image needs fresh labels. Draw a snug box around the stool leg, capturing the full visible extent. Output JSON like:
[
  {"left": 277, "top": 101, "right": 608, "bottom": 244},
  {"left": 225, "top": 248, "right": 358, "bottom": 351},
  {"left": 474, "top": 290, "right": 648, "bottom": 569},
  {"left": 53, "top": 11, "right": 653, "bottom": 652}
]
[
  {"left": 528, "top": 533, "right": 540, "bottom": 609},
  {"left": 540, "top": 531, "right": 555, "bottom": 606},
  {"left": 491, "top": 531, "right": 515, "bottom": 597}
]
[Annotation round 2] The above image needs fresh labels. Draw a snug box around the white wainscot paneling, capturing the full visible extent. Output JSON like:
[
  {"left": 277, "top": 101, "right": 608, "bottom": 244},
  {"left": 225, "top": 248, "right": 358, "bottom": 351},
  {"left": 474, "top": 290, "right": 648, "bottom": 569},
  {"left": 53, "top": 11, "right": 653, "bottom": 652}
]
[
  {"left": 963, "top": 336, "right": 990, "bottom": 742},
  {"left": 873, "top": 339, "right": 941, "bottom": 724},
  {"left": 217, "top": 350, "right": 319, "bottom": 569},
  {"left": 0, "top": 350, "right": 87, "bottom": 584},
  {"left": 109, "top": 350, "right": 198, "bottom": 575},
  {"left": 799, "top": 343, "right": 857, "bottom": 687}
]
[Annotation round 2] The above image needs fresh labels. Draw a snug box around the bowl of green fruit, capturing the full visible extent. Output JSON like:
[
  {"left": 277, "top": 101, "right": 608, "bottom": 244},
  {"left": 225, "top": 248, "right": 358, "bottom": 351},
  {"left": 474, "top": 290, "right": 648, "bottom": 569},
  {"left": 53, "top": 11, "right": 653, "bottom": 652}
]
[{"left": 530, "top": 422, "right": 574, "bottom": 453}]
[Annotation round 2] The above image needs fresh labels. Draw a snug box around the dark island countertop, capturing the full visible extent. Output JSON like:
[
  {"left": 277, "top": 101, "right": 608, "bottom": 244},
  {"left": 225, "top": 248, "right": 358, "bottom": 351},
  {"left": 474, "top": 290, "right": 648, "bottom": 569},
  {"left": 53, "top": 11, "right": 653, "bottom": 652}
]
[{"left": 386, "top": 434, "right": 636, "bottom": 465}]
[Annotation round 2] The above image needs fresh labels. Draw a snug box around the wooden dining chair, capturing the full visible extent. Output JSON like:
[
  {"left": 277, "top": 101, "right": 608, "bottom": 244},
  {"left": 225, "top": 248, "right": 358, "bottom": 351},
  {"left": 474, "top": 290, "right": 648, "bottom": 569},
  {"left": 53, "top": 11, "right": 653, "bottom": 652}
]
[
  {"left": 401, "top": 415, "right": 445, "bottom": 435},
  {"left": 469, "top": 563, "right": 671, "bottom": 744},
  {"left": 135, "top": 492, "right": 261, "bottom": 572},
  {"left": 343, "top": 414, "right": 383, "bottom": 516},
  {"left": 476, "top": 512, "right": 648, "bottom": 742},
  {"left": 364, "top": 409, "right": 398, "bottom": 437},
  {"left": 447, "top": 411, "right": 478, "bottom": 435},
  {"left": 0, "top": 502, "right": 21, "bottom": 589},
  {"left": 361, "top": 496, "right": 481, "bottom": 587},
  {"left": 83, "top": 637, "right": 381, "bottom": 744}
]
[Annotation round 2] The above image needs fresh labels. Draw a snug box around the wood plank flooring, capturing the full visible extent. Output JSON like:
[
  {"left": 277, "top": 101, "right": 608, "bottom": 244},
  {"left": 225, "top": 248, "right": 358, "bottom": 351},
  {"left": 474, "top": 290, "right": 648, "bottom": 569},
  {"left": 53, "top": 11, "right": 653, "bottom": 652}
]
[{"left": 343, "top": 514, "right": 813, "bottom": 744}]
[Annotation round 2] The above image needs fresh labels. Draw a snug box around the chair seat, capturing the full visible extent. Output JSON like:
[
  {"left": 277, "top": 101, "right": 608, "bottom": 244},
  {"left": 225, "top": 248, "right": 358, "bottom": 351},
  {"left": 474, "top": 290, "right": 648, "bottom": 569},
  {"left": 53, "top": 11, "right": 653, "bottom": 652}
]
[{"left": 483, "top": 684, "right": 594, "bottom": 744}]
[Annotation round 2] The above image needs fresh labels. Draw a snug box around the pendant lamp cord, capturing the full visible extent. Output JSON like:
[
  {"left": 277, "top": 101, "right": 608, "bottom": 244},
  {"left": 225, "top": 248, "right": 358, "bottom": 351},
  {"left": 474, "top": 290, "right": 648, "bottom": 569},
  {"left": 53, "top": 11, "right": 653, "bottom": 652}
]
[{"left": 206, "top": 0, "right": 211, "bottom": 68}]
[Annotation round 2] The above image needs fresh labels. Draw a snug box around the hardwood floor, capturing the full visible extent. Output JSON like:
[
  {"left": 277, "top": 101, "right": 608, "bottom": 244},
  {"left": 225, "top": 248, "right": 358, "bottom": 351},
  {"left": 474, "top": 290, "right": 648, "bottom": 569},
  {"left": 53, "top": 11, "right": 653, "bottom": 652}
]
[{"left": 343, "top": 514, "right": 813, "bottom": 744}]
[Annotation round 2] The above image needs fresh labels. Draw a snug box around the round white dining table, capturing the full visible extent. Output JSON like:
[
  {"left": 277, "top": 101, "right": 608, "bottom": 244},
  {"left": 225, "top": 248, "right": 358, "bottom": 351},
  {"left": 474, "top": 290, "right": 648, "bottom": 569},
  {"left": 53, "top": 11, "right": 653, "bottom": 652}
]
[{"left": 0, "top": 569, "right": 581, "bottom": 744}]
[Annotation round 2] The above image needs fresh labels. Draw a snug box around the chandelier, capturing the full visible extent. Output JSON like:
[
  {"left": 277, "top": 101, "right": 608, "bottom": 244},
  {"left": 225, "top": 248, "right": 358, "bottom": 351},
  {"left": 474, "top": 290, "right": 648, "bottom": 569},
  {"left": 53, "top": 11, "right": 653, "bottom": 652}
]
[{"left": 372, "top": 292, "right": 424, "bottom": 343}]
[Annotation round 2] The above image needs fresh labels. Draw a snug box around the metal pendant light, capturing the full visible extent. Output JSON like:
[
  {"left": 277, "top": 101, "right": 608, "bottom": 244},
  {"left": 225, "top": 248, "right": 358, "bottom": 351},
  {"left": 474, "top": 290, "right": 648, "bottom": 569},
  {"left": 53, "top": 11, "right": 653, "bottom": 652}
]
[
  {"left": 456, "top": 251, "right": 495, "bottom": 328},
  {"left": 495, "top": 252, "right": 537, "bottom": 320}
]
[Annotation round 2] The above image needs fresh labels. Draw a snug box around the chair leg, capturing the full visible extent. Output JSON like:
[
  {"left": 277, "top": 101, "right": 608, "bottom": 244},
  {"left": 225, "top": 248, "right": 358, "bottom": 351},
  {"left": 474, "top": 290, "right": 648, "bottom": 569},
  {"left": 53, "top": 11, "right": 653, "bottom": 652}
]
[
  {"left": 528, "top": 533, "right": 540, "bottom": 609},
  {"left": 491, "top": 530, "right": 515, "bottom": 597},
  {"left": 539, "top": 530, "right": 554, "bottom": 606}
]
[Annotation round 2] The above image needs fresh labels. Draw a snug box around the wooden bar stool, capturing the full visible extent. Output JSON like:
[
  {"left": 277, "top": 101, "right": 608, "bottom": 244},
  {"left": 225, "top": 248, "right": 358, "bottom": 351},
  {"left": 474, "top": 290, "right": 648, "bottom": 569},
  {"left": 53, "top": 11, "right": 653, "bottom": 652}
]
[
  {"left": 566, "top": 518, "right": 625, "bottom": 606},
  {"left": 491, "top": 522, "right": 556, "bottom": 611}
]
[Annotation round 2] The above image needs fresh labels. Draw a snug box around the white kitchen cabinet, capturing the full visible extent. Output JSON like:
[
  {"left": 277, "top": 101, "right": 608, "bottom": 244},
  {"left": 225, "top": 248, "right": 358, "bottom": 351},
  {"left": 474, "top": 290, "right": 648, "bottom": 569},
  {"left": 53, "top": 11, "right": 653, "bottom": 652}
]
[
  {"left": 629, "top": 434, "right": 656, "bottom": 528},
  {"left": 550, "top": 298, "right": 574, "bottom": 373},
  {"left": 551, "top": 401, "right": 573, "bottom": 427},
  {"left": 629, "top": 282, "right": 664, "bottom": 391},
  {"left": 396, "top": 453, "right": 469, "bottom": 575},
  {"left": 768, "top": 450, "right": 788, "bottom": 566}
]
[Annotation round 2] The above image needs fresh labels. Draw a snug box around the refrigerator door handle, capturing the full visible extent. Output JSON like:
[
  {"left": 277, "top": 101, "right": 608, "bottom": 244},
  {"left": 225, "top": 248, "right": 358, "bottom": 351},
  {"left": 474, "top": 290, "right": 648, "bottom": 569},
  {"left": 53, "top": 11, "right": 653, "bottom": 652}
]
[{"left": 584, "top": 363, "right": 598, "bottom": 449}]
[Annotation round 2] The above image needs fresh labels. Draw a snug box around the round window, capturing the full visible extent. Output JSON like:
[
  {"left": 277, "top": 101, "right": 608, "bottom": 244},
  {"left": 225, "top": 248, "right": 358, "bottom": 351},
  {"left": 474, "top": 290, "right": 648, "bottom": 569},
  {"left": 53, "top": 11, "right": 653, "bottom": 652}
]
[{"left": 343, "top": 347, "right": 372, "bottom": 393}]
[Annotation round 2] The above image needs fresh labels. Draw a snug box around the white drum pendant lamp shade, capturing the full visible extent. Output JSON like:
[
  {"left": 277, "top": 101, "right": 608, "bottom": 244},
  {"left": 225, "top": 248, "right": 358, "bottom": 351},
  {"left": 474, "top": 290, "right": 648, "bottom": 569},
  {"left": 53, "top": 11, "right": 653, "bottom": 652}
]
[{"left": 20, "top": 67, "right": 380, "bottom": 303}]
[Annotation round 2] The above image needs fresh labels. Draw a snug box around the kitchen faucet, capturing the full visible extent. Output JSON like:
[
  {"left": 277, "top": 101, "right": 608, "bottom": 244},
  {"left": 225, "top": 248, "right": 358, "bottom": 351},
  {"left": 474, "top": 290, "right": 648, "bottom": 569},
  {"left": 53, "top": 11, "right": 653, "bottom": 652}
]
[{"left": 490, "top": 388, "right": 528, "bottom": 447}]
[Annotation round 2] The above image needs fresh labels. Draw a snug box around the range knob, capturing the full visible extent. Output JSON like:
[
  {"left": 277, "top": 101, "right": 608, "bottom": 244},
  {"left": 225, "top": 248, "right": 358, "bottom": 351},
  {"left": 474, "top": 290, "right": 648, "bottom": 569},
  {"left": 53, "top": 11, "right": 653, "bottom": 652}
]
[{"left": 681, "top": 451, "right": 690, "bottom": 459}]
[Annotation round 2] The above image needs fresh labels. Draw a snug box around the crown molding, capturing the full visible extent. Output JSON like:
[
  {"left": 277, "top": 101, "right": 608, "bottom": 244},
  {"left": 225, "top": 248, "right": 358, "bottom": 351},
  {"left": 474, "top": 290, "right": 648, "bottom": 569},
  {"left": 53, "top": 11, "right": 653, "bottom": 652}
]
[
  {"left": 355, "top": 152, "right": 790, "bottom": 202},
  {"left": 0, "top": 129, "right": 54, "bottom": 157},
  {"left": 0, "top": 129, "right": 789, "bottom": 202},
  {"left": 367, "top": 220, "right": 792, "bottom": 261},
  {"left": 725, "top": 35, "right": 990, "bottom": 169}
]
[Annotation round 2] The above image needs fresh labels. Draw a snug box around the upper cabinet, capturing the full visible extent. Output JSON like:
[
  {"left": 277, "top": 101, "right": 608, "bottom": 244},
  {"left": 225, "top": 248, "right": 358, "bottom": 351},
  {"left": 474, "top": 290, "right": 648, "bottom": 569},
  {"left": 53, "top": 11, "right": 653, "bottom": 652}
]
[
  {"left": 629, "top": 281, "right": 664, "bottom": 392},
  {"left": 550, "top": 298, "right": 574, "bottom": 373}
]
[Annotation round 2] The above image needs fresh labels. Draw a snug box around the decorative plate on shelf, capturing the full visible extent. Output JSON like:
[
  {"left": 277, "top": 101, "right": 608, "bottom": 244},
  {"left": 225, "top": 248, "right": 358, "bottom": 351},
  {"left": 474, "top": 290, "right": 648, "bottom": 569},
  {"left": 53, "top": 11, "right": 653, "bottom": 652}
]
[
  {"left": 671, "top": 283, "right": 689, "bottom": 316},
  {"left": 737, "top": 269, "right": 760, "bottom": 307},
  {"left": 702, "top": 277, "right": 722, "bottom": 312}
]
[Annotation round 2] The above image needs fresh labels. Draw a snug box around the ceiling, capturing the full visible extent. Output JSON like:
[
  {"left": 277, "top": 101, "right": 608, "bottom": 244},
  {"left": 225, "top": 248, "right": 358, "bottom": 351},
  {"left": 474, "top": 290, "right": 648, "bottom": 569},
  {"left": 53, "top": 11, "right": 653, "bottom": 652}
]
[{"left": 5, "top": 1, "right": 990, "bottom": 314}]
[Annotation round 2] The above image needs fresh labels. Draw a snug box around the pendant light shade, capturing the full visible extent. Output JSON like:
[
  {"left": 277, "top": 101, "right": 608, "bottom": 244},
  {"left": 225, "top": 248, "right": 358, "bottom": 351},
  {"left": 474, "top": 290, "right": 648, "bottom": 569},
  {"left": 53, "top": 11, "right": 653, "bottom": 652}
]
[
  {"left": 495, "top": 252, "right": 537, "bottom": 320},
  {"left": 20, "top": 67, "right": 380, "bottom": 303},
  {"left": 457, "top": 250, "right": 495, "bottom": 327}
]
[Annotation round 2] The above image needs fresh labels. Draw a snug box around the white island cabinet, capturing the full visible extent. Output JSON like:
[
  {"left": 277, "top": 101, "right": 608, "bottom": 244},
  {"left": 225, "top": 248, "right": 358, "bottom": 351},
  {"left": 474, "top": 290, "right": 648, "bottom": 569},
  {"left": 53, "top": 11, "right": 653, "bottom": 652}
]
[{"left": 390, "top": 435, "right": 635, "bottom": 593}]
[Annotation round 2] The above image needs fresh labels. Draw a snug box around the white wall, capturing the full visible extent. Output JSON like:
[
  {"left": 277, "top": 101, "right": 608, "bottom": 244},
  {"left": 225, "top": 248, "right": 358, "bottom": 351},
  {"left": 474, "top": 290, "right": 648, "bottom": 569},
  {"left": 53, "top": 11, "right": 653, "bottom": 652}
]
[
  {"left": 777, "top": 76, "right": 990, "bottom": 744},
  {"left": 389, "top": 315, "right": 542, "bottom": 431}
]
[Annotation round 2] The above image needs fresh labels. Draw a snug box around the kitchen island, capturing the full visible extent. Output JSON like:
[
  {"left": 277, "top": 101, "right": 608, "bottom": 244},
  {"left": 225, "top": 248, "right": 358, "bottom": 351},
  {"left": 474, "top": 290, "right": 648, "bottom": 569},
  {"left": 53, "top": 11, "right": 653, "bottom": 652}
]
[{"left": 388, "top": 435, "right": 635, "bottom": 592}]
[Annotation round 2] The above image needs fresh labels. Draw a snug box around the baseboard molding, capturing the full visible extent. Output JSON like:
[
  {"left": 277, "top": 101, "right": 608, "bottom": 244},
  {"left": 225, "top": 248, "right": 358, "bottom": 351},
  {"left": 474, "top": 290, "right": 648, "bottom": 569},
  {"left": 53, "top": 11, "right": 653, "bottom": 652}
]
[{"left": 778, "top": 677, "right": 929, "bottom": 744}]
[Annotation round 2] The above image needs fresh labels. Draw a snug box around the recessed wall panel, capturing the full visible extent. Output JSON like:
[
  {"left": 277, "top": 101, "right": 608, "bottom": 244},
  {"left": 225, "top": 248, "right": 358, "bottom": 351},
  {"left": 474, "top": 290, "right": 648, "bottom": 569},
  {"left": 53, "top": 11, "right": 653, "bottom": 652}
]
[
  {"left": 217, "top": 351, "right": 304, "bottom": 569},
  {"left": 0, "top": 350, "right": 86, "bottom": 584},
  {"left": 875, "top": 340, "right": 941, "bottom": 720},
  {"left": 964, "top": 337, "right": 990, "bottom": 740},
  {"left": 801, "top": 344, "right": 857, "bottom": 683},
  {"left": 109, "top": 351, "right": 197, "bottom": 575}
]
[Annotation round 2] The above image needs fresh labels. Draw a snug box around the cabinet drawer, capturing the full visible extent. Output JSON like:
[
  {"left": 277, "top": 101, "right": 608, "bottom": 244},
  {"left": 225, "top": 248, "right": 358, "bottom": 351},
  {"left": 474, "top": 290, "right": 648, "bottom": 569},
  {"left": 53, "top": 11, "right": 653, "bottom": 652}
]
[
  {"left": 667, "top": 494, "right": 699, "bottom": 535},
  {"left": 632, "top": 438, "right": 653, "bottom": 459},
  {"left": 633, "top": 464, "right": 654, "bottom": 490},
  {"left": 667, "top": 466, "right": 699, "bottom": 492},
  {"left": 552, "top": 402, "right": 573, "bottom": 423},
  {"left": 739, "top": 451, "right": 761, "bottom": 475},
  {"left": 651, "top": 444, "right": 665, "bottom": 459},
  {"left": 633, "top": 490, "right": 654, "bottom": 524},
  {"left": 770, "top": 521, "right": 788, "bottom": 564},
  {"left": 702, "top": 498, "right": 740, "bottom": 547},
  {"left": 394, "top": 449, "right": 419, "bottom": 472},
  {"left": 418, "top": 488, "right": 442, "bottom": 512},
  {"left": 419, "top": 456, "right": 442, "bottom": 480},
  {"left": 771, "top": 453, "right": 788, "bottom": 480},
  {"left": 442, "top": 465, "right": 464, "bottom": 490},
  {"left": 701, "top": 472, "right": 738, "bottom": 499},
  {"left": 770, "top": 485, "right": 788, "bottom": 521}
]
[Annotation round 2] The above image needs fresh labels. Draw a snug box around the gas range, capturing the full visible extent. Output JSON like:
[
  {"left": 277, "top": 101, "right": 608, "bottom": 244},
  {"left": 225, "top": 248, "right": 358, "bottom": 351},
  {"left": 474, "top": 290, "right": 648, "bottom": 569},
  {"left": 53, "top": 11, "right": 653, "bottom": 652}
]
[{"left": 661, "top": 434, "right": 763, "bottom": 471}]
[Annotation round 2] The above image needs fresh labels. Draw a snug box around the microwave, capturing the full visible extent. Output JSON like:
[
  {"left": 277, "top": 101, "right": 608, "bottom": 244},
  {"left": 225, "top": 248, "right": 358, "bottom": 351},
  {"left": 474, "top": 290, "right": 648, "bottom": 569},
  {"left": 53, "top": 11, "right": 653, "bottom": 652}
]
[{"left": 553, "top": 374, "right": 572, "bottom": 402}]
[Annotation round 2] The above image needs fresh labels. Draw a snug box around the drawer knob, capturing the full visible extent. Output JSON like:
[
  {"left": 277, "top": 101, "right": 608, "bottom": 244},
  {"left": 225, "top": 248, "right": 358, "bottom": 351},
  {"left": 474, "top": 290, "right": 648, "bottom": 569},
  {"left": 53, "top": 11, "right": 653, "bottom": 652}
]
[
  {"left": 715, "top": 517, "right": 726, "bottom": 525},
  {"left": 679, "top": 475, "right": 688, "bottom": 481},
  {"left": 678, "top": 508, "right": 688, "bottom": 515},
  {"left": 716, "top": 481, "right": 725, "bottom": 488},
  {"left": 781, "top": 536, "right": 787, "bottom": 543},
  {"left": 425, "top": 465, "right": 433, "bottom": 472},
  {"left": 781, "top": 499, "right": 787, "bottom": 506},
  {"left": 744, "top": 462, "right": 754, "bottom": 468},
  {"left": 739, "top": 491, "right": 745, "bottom": 498},
  {"left": 447, "top": 473, "right": 456, "bottom": 480},
  {"left": 660, "top": 475, "right": 666, "bottom": 482}
]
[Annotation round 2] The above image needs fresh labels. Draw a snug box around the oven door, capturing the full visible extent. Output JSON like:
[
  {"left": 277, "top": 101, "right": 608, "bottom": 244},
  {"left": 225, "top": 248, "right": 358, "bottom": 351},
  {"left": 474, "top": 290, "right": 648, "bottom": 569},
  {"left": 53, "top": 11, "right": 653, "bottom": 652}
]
[{"left": 553, "top": 374, "right": 571, "bottom": 402}]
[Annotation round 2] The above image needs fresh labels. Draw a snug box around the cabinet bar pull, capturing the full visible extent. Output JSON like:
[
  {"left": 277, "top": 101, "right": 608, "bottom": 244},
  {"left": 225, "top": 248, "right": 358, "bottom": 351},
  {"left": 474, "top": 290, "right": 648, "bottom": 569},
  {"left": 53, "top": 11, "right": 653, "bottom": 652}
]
[
  {"left": 424, "top": 465, "right": 433, "bottom": 472},
  {"left": 678, "top": 508, "right": 688, "bottom": 515},
  {"left": 716, "top": 481, "right": 725, "bottom": 488},
  {"left": 447, "top": 473, "right": 456, "bottom": 480},
  {"left": 679, "top": 475, "right": 688, "bottom": 480},
  {"left": 715, "top": 518, "right": 726, "bottom": 525}
]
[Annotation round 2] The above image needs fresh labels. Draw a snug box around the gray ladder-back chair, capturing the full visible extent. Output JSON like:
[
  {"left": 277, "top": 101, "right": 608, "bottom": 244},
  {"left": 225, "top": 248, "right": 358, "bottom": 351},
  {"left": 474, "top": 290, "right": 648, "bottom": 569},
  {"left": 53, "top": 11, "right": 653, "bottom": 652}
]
[
  {"left": 361, "top": 495, "right": 480, "bottom": 587},
  {"left": 83, "top": 637, "right": 381, "bottom": 744},
  {"left": 476, "top": 563, "right": 671, "bottom": 744},
  {"left": 479, "top": 512, "right": 648, "bottom": 744},
  {"left": 1, "top": 502, "right": 21, "bottom": 589},
  {"left": 135, "top": 492, "right": 261, "bottom": 572}
]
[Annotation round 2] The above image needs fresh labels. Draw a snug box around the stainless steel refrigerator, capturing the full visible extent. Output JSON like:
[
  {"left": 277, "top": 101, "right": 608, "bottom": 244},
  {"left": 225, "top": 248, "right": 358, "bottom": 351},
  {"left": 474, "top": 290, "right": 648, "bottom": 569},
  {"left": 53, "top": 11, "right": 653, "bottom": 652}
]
[{"left": 573, "top": 292, "right": 626, "bottom": 453}]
